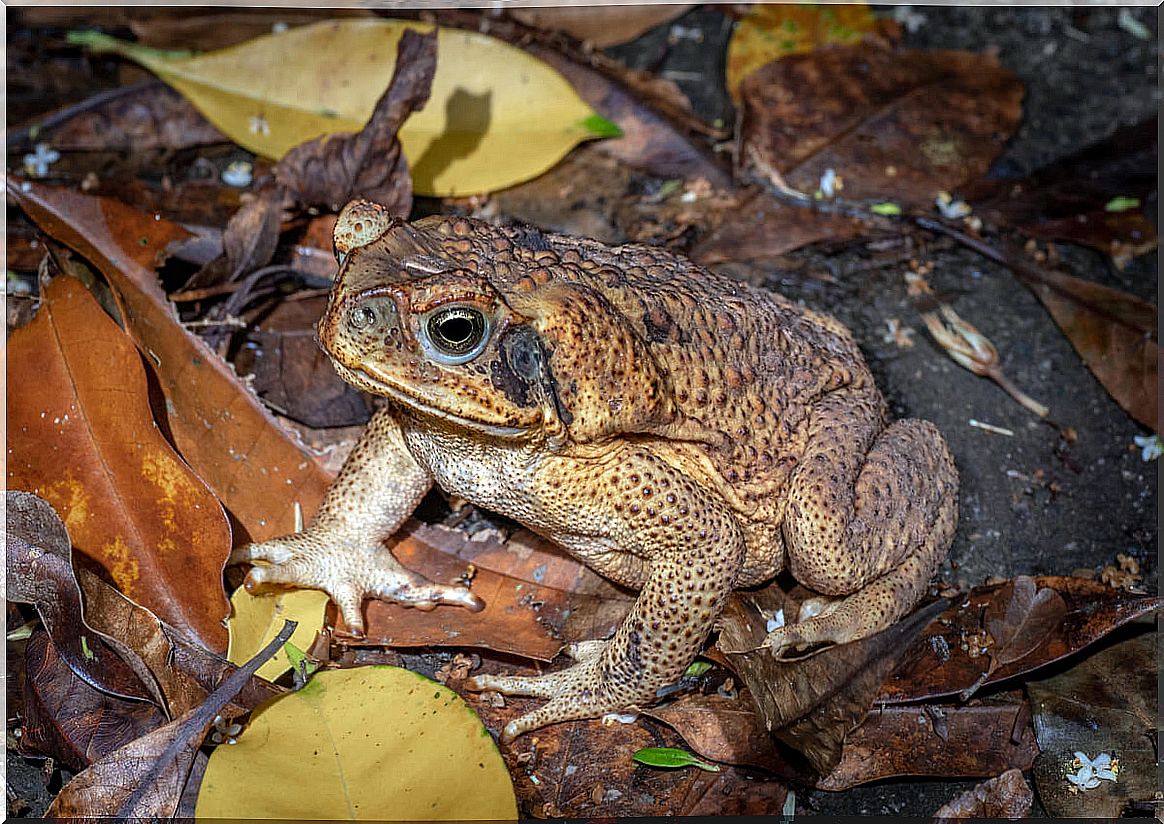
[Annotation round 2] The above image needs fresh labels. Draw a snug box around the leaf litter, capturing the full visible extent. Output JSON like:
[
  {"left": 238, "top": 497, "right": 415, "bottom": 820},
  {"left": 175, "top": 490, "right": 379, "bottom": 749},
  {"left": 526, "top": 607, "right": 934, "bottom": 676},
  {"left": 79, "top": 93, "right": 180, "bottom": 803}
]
[{"left": 7, "top": 6, "right": 1160, "bottom": 818}]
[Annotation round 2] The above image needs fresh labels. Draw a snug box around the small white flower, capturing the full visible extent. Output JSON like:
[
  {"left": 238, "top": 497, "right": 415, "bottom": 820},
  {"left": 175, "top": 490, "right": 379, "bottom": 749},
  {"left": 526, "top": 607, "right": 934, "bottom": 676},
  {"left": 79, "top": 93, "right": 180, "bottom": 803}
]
[
  {"left": 248, "top": 114, "right": 271, "bottom": 137},
  {"left": 1067, "top": 751, "right": 1118, "bottom": 791},
  {"left": 1133, "top": 434, "right": 1161, "bottom": 462},
  {"left": 222, "top": 160, "right": 254, "bottom": 188},
  {"left": 23, "top": 143, "right": 61, "bottom": 178},
  {"left": 766, "top": 609, "right": 785, "bottom": 632},
  {"left": 818, "top": 168, "right": 839, "bottom": 199},
  {"left": 935, "top": 191, "right": 972, "bottom": 220}
]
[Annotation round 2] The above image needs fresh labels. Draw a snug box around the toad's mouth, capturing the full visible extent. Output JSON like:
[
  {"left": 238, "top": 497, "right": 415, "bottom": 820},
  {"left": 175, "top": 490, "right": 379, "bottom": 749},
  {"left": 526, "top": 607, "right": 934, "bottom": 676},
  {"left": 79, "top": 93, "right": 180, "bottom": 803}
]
[{"left": 339, "top": 362, "right": 530, "bottom": 440}]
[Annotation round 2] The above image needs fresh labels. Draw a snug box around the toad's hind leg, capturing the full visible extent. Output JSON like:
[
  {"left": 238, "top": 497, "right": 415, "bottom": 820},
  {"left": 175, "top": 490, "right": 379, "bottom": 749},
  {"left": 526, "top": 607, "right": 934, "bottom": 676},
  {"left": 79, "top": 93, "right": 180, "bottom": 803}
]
[{"left": 768, "top": 409, "right": 957, "bottom": 656}]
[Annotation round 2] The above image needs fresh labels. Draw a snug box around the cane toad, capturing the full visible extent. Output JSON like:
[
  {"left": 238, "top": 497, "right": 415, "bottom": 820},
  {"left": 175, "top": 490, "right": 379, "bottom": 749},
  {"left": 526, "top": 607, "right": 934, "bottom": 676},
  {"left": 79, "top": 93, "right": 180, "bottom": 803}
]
[{"left": 238, "top": 199, "right": 958, "bottom": 741}]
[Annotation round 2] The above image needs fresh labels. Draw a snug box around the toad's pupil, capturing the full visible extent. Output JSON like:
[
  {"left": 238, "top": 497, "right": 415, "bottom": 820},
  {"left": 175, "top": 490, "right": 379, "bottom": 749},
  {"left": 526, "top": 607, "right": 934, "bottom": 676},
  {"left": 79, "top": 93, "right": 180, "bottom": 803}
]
[
  {"left": 350, "top": 306, "right": 376, "bottom": 329},
  {"left": 438, "top": 316, "right": 474, "bottom": 344}
]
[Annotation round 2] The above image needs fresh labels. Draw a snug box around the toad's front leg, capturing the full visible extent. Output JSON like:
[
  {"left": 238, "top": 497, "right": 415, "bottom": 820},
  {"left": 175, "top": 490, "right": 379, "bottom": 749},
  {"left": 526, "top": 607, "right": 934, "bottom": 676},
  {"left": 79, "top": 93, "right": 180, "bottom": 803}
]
[
  {"left": 467, "top": 453, "right": 746, "bottom": 740},
  {"left": 231, "top": 407, "right": 483, "bottom": 634}
]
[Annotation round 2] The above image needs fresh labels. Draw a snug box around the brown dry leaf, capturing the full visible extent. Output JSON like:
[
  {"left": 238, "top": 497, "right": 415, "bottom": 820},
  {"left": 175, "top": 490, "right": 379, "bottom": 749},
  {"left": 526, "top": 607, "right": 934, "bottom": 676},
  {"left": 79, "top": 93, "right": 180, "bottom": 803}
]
[
  {"left": 965, "top": 117, "right": 1157, "bottom": 257},
  {"left": 509, "top": 5, "right": 694, "bottom": 48},
  {"left": 345, "top": 523, "right": 632, "bottom": 662},
  {"left": 129, "top": 9, "right": 377, "bottom": 51},
  {"left": 78, "top": 566, "right": 283, "bottom": 718},
  {"left": 725, "top": 3, "right": 889, "bottom": 102},
  {"left": 932, "top": 768, "right": 1034, "bottom": 820},
  {"left": 275, "top": 28, "right": 436, "bottom": 214},
  {"left": 7, "top": 276, "right": 232, "bottom": 651},
  {"left": 236, "top": 294, "right": 372, "bottom": 429},
  {"left": 7, "top": 181, "right": 334, "bottom": 544},
  {"left": 219, "top": 185, "right": 284, "bottom": 281},
  {"left": 1028, "top": 626, "right": 1156, "bottom": 818},
  {"left": 7, "top": 79, "right": 227, "bottom": 154},
  {"left": 45, "top": 621, "right": 296, "bottom": 819},
  {"left": 645, "top": 694, "right": 786, "bottom": 775},
  {"left": 20, "top": 629, "right": 166, "bottom": 772},
  {"left": 649, "top": 692, "right": 1039, "bottom": 791},
  {"left": 1019, "top": 266, "right": 1158, "bottom": 431},
  {"left": 690, "top": 188, "right": 872, "bottom": 265},
  {"left": 819, "top": 700, "right": 1038, "bottom": 790},
  {"left": 985, "top": 576, "right": 1069, "bottom": 669},
  {"left": 716, "top": 584, "right": 948, "bottom": 775},
  {"left": 740, "top": 42, "right": 1023, "bottom": 207},
  {"left": 6, "top": 491, "right": 158, "bottom": 706},
  {"left": 468, "top": 689, "right": 788, "bottom": 817},
  {"left": 880, "top": 576, "right": 1162, "bottom": 704}
]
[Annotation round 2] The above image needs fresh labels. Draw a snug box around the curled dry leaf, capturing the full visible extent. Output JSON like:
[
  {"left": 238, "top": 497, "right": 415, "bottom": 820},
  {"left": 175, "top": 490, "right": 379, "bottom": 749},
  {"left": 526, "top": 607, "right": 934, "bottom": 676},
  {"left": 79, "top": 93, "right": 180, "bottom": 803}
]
[
  {"left": 20, "top": 628, "right": 166, "bottom": 772},
  {"left": 7, "top": 181, "right": 334, "bottom": 544},
  {"left": 6, "top": 491, "right": 163, "bottom": 706},
  {"left": 77, "top": 566, "right": 283, "bottom": 718},
  {"left": 218, "top": 185, "right": 284, "bottom": 281},
  {"left": 275, "top": 27, "right": 437, "bottom": 214},
  {"left": 932, "top": 768, "right": 1033, "bottom": 820},
  {"left": 716, "top": 583, "right": 948, "bottom": 775},
  {"left": 880, "top": 576, "right": 1162, "bottom": 704},
  {"left": 45, "top": 620, "right": 296, "bottom": 819},
  {"left": 740, "top": 42, "right": 1023, "bottom": 207},
  {"left": 7, "top": 276, "right": 232, "bottom": 652}
]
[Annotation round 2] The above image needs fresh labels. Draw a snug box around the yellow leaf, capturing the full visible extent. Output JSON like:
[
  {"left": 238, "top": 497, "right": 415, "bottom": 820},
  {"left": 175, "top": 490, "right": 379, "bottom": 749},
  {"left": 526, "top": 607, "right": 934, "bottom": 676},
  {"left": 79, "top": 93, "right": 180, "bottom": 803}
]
[
  {"left": 196, "top": 666, "right": 517, "bottom": 820},
  {"left": 227, "top": 586, "right": 329, "bottom": 683},
  {"left": 69, "top": 21, "right": 619, "bottom": 197},
  {"left": 726, "top": 3, "right": 879, "bottom": 102}
]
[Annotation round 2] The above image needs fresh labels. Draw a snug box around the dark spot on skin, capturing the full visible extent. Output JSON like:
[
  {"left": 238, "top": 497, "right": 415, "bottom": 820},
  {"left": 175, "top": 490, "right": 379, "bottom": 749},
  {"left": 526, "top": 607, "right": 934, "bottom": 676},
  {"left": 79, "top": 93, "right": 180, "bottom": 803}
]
[
  {"left": 626, "top": 626, "right": 644, "bottom": 672},
  {"left": 641, "top": 303, "right": 686, "bottom": 344},
  {"left": 512, "top": 225, "right": 553, "bottom": 252}
]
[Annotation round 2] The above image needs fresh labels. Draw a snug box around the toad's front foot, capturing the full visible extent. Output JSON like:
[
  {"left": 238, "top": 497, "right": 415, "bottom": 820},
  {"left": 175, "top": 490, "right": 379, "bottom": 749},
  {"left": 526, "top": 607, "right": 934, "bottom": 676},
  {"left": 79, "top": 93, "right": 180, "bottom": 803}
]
[
  {"left": 466, "top": 641, "right": 649, "bottom": 742},
  {"left": 232, "top": 531, "right": 484, "bottom": 635}
]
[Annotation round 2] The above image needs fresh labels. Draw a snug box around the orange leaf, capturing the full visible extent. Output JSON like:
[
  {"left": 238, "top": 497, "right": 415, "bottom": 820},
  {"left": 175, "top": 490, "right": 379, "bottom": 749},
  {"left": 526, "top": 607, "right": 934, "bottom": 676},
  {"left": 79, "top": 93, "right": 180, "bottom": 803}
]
[
  {"left": 8, "top": 275, "right": 231, "bottom": 652},
  {"left": 8, "top": 180, "right": 334, "bottom": 542}
]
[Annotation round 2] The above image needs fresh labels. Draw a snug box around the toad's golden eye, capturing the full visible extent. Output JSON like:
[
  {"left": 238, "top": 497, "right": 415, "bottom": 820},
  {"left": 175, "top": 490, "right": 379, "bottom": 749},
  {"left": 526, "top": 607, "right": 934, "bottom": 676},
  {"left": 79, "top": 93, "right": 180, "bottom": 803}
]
[{"left": 421, "top": 306, "right": 490, "bottom": 364}]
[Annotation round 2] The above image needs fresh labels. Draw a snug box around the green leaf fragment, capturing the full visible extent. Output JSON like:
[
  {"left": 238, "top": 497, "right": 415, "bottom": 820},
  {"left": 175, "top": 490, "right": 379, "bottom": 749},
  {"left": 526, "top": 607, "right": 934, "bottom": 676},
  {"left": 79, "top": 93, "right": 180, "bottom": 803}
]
[
  {"left": 283, "top": 641, "right": 319, "bottom": 678},
  {"left": 633, "top": 746, "right": 720, "bottom": 772},
  {"left": 1104, "top": 196, "right": 1140, "bottom": 213},
  {"left": 869, "top": 202, "right": 903, "bottom": 216},
  {"left": 582, "top": 113, "right": 623, "bottom": 139},
  {"left": 684, "top": 660, "right": 714, "bottom": 677},
  {"left": 67, "top": 29, "right": 195, "bottom": 61}
]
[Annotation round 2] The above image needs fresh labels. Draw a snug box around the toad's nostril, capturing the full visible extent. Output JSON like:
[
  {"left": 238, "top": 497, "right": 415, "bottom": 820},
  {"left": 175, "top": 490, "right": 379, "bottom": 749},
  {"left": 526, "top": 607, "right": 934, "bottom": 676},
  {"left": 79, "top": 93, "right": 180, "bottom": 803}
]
[{"left": 349, "top": 305, "right": 377, "bottom": 330}]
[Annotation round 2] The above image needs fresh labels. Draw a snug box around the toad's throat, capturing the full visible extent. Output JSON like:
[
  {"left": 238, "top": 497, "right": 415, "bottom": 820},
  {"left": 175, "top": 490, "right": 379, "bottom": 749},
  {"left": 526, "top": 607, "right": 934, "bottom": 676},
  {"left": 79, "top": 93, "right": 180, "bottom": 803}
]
[{"left": 340, "top": 361, "right": 530, "bottom": 440}]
